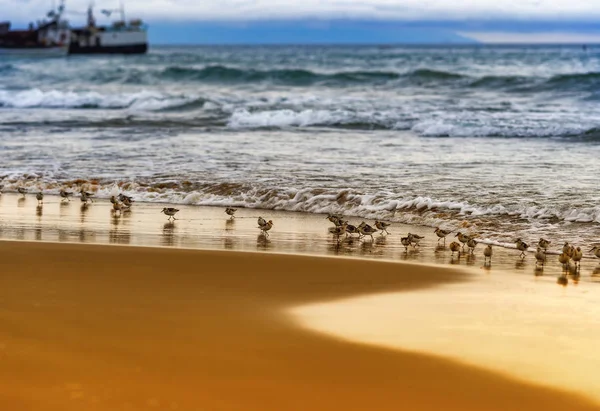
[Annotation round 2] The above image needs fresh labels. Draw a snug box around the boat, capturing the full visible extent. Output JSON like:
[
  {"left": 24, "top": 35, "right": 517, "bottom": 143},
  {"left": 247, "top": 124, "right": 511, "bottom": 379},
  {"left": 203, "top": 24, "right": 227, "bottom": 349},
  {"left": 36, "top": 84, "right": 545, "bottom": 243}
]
[
  {"left": 68, "top": 2, "right": 148, "bottom": 55},
  {"left": 0, "top": 1, "right": 70, "bottom": 56}
]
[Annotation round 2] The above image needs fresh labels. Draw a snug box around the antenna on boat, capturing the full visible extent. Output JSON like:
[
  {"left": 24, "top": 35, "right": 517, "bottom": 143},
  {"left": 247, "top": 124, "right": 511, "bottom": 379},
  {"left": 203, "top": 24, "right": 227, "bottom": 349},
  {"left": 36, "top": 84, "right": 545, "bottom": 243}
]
[{"left": 120, "top": 0, "right": 126, "bottom": 22}]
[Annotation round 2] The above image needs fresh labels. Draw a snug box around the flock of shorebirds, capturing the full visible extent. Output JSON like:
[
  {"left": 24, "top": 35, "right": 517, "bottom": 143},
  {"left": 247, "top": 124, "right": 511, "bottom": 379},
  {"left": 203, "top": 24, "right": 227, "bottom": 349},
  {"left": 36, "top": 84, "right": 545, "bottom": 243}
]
[
  {"left": 4, "top": 188, "right": 600, "bottom": 269},
  {"left": 324, "top": 213, "right": 600, "bottom": 270},
  {"left": 4, "top": 188, "right": 277, "bottom": 237}
]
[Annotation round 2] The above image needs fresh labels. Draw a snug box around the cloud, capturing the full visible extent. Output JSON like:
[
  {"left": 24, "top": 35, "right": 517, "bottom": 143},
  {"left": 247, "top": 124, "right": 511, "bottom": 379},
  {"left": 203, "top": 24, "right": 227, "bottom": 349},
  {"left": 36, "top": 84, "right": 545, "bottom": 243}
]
[
  {"left": 4, "top": 0, "right": 600, "bottom": 23},
  {"left": 461, "top": 31, "right": 600, "bottom": 44}
]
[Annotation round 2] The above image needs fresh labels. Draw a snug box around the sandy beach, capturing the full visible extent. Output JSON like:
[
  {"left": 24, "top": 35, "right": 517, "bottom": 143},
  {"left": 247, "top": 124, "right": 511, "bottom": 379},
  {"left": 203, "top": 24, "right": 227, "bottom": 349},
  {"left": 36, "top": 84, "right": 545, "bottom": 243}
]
[
  {"left": 1, "top": 194, "right": 600, "bottom": 410},
  {"left": 0, "top": 239, "right": 599, "bottom": 411}
]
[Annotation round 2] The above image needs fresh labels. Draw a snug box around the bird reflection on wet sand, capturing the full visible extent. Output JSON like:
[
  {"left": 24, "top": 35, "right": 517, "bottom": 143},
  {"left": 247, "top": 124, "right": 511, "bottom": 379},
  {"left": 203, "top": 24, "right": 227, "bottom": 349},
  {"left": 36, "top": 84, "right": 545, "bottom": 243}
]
[
  {"left": 225, "top": 218, "right": 235, "bottom": 231},
  {"left": 223, "top": 238, "right": 235, "bottom": 250},
  {"left": 36, "top": 205, "right": 43, "bottom": 218},
  {"left": 557, "top": 275, "right": 568, "bottom": 287},
  {"left": 257, "top": 233, "right": 272, "bottom": 250},
  {"left": 162, "top": 222, "right": 176, "bottom": 247},
  {"left": 515, "top": 258, "right": 526, "bottom": 270}
]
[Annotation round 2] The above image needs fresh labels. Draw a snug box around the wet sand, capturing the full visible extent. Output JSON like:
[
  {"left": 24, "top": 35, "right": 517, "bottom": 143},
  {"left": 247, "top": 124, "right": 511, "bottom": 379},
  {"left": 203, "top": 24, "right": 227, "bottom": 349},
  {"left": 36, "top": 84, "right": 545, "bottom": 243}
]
[
  {"left": 2, "top": 193, "right": 600, "bottom": 410},
  {"left": 1, "top": 241, "right": 599, "bottom": 411},
  {"left": 0, "top": 193, "right": 598, "bottom": 283}
]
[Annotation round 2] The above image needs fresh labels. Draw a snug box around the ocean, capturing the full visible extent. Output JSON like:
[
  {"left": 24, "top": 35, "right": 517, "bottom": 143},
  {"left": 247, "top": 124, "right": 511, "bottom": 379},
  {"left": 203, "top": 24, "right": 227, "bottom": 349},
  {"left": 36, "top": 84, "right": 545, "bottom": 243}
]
[{"left": 1, "top": 45, "right": 599, "bottom": 246}]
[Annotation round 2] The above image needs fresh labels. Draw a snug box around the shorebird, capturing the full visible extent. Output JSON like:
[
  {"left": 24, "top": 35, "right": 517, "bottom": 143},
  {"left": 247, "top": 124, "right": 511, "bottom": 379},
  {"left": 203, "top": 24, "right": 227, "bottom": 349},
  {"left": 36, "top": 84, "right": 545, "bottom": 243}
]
[
  {"left": 558, "top": 252, "right": 571, "bottom": 269},
  {"left": 515, "top": 239, "right": 529, "bottom": 258},
  {"left": 345, "top": 222, "right": 358, "bottom": 237},
  {"left": 538, "top": 238, "right": 551, "bottom": 252},
  {"left": 534, "top": 248, "right": 547, "bottom": 266},
  {"left": 326, "top": 214, "right": 343, "bottom": 226},
  {"left": 374, "top": 221, "right": 391, "bottom": 235},
  {"left": 562, "top": 242, "right": 572, "bottom": 256},
  {"left": 434, "top": 227, "right": 452, "bottom": 244},
  {"left": 110, "top": 196, "right": 118, "bottom": 205},
  {"left": 449, "top": 241, "right": 461, "bottom": 256},
  {"left": 572, "top": 247, "right": 583, "bottom": 268},
  {"left": 328, "top": 223, "right": 347, "bottom": 241},
  {"left": 259, "top": 220, "right": 273, "bottom": 236},
  {"left": 17, "top": 187, "right": 26, "bottom": 197},
  {"left": 35, "top": 192, "right": 43, "bottom": 205},
  {"left": 258, "top": 216, "right": 268, "bottom": 227},
  {"left": 408, "top": 233, "right": 424, "bottom": 247},
  {"left": 467, "top": 238, "right": 478, "bottom": 254},
  {"left": 161, "top": 207, "right": 179, "bottom": 220},
  {"left": 358, "top": 224, "right": 378, "bottom": 241},
  {"left": 118, "top": 194, "right": 133, "bottom": 203},
  {"left": 483, "top": 244, "right": 493, "bottom": 263},
  {"left": 113, "top": 201, "right": 123, "bottom": 215},
  {"left": 225, "top": 207, "right": 237, "bottom": 218},
  {"left": 455, "top": 232, "right": 470, "bottom": 250},
  {"left": 80, "top": 190, "right": 94, "bottom": 204},
  {"left": 590, "top": 246, "right": 600, "bottom": 260},
  {"left": 401, "top": 236, "right": 412, "bottom": 251},
  {"left": 59, "top": 189, "right": 73, "bottom": 202},
  {"left": 122, "top": 197, "right": 134, "bottom": 208}
]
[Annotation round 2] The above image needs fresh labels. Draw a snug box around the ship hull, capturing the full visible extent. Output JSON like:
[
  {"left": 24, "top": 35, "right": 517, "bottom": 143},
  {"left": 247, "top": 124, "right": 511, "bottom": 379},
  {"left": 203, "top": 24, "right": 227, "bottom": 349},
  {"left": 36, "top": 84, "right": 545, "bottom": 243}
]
[
  {"left": 68, "top": 43, "right": 147, "bottom": 54},
  {"left": 69, "top": 29, "right": 148, "bottom": 55}
]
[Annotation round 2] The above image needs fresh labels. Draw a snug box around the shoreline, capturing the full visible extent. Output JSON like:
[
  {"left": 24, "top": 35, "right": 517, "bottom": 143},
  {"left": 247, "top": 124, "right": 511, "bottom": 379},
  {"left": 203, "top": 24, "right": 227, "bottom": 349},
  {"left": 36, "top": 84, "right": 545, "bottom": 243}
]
[
  {"left": 1, "top": 241, "right": 599, "bottom": 410},
  {"left": 0, "top": 192, "right": 598, "bottom": 284}
]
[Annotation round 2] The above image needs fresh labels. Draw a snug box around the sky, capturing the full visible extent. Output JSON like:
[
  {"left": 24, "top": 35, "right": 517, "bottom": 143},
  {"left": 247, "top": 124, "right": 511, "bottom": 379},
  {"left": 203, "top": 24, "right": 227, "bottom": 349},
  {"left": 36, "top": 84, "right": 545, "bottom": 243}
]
[{"left": 4, "top": 0, "right": 600, "bottom": 44}]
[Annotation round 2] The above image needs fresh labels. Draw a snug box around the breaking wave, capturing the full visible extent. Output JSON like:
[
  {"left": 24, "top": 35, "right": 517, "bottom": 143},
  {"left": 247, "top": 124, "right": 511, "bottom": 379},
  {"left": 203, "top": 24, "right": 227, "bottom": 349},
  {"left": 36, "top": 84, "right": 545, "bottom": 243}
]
[{"left": 1, "top": 180, "right": 599, "bottom": 228}]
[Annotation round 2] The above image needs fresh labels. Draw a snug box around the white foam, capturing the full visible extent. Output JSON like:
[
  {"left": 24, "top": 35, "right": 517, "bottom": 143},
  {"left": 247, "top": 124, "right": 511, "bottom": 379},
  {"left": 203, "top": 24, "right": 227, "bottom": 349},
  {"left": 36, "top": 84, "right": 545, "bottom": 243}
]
[
  {"left": 0, "top": 88, "right": 199, "bottom": 111},
  {"left": 227, "top": 109, "right": 352, "bottom": 128}
]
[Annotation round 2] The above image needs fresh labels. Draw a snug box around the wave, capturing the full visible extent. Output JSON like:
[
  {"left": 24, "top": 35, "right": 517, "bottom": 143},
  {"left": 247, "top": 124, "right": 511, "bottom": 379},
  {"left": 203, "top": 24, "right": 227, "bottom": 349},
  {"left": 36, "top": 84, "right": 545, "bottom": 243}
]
[
  {"left": 0, "top": 64, "right": 15, "bottom": 74},
  {"left": 0, "top": 89, "right": 211, "bottom": 111},
  {"left": 158, "top": 65, "right": 403, "bottom": 85},
  {"left": 1, "top": 180, "right": 599, "bottom": 228}
]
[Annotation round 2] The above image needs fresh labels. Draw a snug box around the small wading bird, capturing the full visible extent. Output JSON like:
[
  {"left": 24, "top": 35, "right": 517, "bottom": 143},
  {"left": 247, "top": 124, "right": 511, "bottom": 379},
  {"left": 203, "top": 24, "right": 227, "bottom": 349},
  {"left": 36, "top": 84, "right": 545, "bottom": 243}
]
[
  {"left": 572, "top": 247, "right": 583, "bottom": 268},
  {"left": 538, "top": 238, "right": 551, "bottom": 252},
  {"left": 408, "top": 233, "right": 424, "bottom": 247},
  {"left": 358, "top": 223, "right": 378, "bottom": 240},
  {"left": 60, "top": 189, "right": 73, "bottom": 202},
  {"left": 161, "top": 207, "right": 179, "bottom": 220},
  {"left": 374, "top": 221, "right": 391, "bottom": 235},
  {"left": 118, "top": 194, "right": 133, "bottom": 203},
  {"left": 455, "top": 232, "right": 470, "bottom": 250},
  {"left": 535, "top": 248, "right": 547, "bottom": 267},
  {"left": 558, "top": 252, "right": 571, "bottom": 270},
  {"left": 80, "top": 190, "right": 94, "bottom": 204},
  {"left": 113, "top": 201, "right": 124, "bottom": 215},
  {"left": 449, "top": 241, "right": 461, "bottom": 257},
  {"left": 328, "top": 222, "right": 347, "bottom": 241},
  {"left": 326, "top": 214, "right": 344, "bottom": 226},
  {"left": 400, "top": 236, "right": 412, "bottom": 251},
  {"left": 590, "top": 246, "right": 600, "bottom": 261},
  {"left": 110, "top": 196, "right": 118, "bottom": 204},
  {"left": 259, "top": 220, "right": 273, "bottom": 236},
  {"left": 344, "top": 222, "right": 358, "bottom": 237},
  {"left": 434, "top": 227, "right": 452, "bottom": 244},
  {"left": 122, "top": 197, "right": 134, "bottom": 208},
  {"left": 483, "top": 244, "right": 493, "bottom": 263},
  {"left": 225, "top": 207, "right": 237, "bottom": 218},
  {"left": 467, "top": 238, "right": 478, "bottom": 254},
  {"left": 258, "top": 216, "right": 268, "bottom": 228},
  {"left": 17, "top": 187, "right": 26, "bottom": 197},
  {"left": 515, "top": 239, "right": 529, "bottom": 258},
  {"left": 562, "top": 242, "right": 573, "bottom": 256},
  {"left": 36, "top": 192, "right": 44, "bottom": 205}
]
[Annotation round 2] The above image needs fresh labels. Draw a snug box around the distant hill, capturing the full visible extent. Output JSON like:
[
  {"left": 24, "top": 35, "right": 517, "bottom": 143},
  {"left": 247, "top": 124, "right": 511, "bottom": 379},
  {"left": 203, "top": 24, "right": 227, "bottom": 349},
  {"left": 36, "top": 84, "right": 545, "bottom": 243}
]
[{"left": 147, "top": 20, "right": 478, "bottom": 45}]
